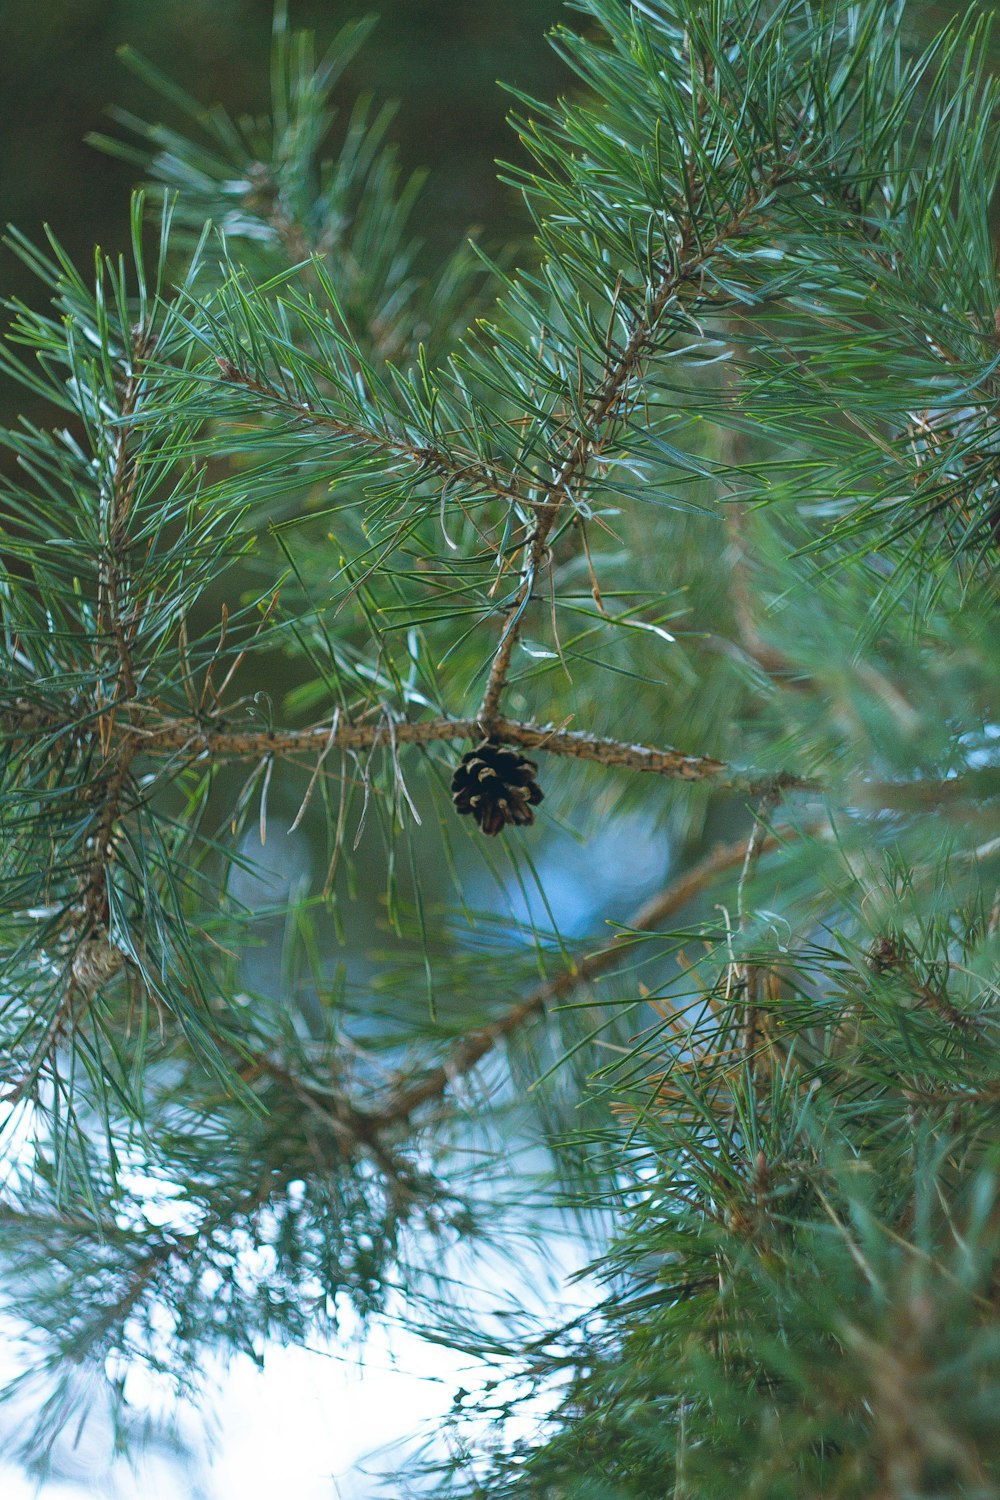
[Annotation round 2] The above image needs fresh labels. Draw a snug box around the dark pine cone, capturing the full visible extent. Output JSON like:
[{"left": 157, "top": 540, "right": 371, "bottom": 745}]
[{"left": 450, "top": 741, "right": 545, "bottom": 836}]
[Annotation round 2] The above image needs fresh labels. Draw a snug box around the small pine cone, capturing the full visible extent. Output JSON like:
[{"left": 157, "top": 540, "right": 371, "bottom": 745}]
[
  {"left": 450, "top": 741, "right": 544, "bottom": 836},
  {"left": 71, "top": 930, "right": 124, "bottom": 994},
  {"left": 867, "top": 935, "right": 903, "bottom": 976}
]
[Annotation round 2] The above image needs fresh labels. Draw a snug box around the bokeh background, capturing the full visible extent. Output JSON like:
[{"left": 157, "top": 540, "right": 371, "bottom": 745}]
[
  {"left": 0, "top": 0, "right": 976, "bottom": 372},
  {"left": 0, "top": 0, "right": 568, "bottom": 411}
]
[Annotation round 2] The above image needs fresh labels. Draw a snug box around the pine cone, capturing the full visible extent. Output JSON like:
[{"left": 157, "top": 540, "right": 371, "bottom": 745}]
[{"left": 450, "top": 741, "right": 545, "bottom": 836}]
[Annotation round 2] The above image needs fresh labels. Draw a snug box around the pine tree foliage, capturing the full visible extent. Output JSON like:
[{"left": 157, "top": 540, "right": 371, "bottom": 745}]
[{"left": 2, "top": 0, "right": 1000, "bottom": 1491}]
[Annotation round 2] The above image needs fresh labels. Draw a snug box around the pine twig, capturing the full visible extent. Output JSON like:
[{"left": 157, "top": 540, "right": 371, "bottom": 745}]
[
  {"left": 735, "top": 788, "right": 783, "bottom": 1072},
  {"left": 136, "top": 711, "right": 809, "bottom": 792},
  {"left": 365, "top": 827, "right": 803, "bottom": 1130},
  {"left": 214, "top": 359, "right": 527, "bottom": 510},
  {"left": 475, "top": 157, "right": 796, "bottom": 730}
]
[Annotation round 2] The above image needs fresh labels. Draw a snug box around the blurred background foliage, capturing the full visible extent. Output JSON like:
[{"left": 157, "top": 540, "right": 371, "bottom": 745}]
[
  {"left": 0, "top": 0, "right": 989, "bottom": 417},
  {"left": 0, "top": 0, "right": 568, "bottom": 399}
]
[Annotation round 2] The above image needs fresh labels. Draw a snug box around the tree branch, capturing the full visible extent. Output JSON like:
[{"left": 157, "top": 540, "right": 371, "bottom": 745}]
[
  {"left": 365, "top": 827, "right": 802, "bottom": 1130},
  {"left": 14, "top": 695, "right": 1000, "bottom": 808},
  {"left": 214, "top": 359, "right": 527, "bottom": 510},
  {"left": 476, "top": 161, "right": 794, "bottom": 729},
  {"left": 735, "top": 787, "right": 783, "bottom": 1072},
  {"left": 138, "top": 710, "right": 812, "bottom": 793}
]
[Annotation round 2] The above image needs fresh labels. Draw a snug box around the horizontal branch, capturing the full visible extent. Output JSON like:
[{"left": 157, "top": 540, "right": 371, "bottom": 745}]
[
  {"left": 139, "top": 712, "right": 814, "bottom": 793},
  {"left": 12, "top": 699, "right": 996, "bottom": 807}
]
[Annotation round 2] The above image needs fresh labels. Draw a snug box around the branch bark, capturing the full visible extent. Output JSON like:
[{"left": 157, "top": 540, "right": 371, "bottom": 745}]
[
  {"left": 14, "top": 694, "right": 1000, "bottom": 808},
  {"left": 475, "top": 161, "right": 794, "bottom": 729},
  {"left": 137, "top": 711, "right": 813, "bottom": 793}
]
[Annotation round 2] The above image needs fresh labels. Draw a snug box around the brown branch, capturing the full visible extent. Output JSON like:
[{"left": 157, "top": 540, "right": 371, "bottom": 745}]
[
  {"left": 233, "top": 1047, "right": 401, "bottom": 1167},
  {"left": 14, "top": 695, "right": 1000, "bottom": 809},
  {"left": 0, "top": 697, "right": 68, "bottom": 738},
  {"left": 138, "top": 711, "right": 813, "bottom": 793},
  {"left": 868, "top": 936, "right": 980, "bottom": 1035},
  {"left": 0, "top": 720, "right": 135, "bottom": 1101},
  {"left": 476, "top": 161, "right": 794, "bottom": 730},
  {"left": 364, "top": 827, "right": 801, "bottom": 1130},
  {"left": 76, "top": 323, "right": 149, "bottom": 942},
  {"left": 3, "top": 332, "right": 155, "bottom": 1104},
  {"left": 75, "top": 1062, "right": 425, "bottom": 1349},
  {"left": 98, "top": 324, "right": 153, "bottom": 709},
  {"left": 735, "top": 788, "right": 783, "bottom": 1072},
  {"left": 66, "top": 1170, "right": 291, "bottom": 1361}
]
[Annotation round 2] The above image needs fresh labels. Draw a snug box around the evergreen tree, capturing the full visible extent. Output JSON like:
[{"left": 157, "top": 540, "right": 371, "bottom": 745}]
[{"left": 3, "top": 0, "right": 1000, "bottom": 1492}]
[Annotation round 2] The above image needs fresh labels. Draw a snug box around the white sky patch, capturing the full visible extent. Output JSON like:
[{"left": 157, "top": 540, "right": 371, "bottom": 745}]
[
  {"left": 2, "top": 1220, "right": 599, "bottom": 1499},
  {"left": 1, "top": 1327, "right": 477, "bottom": 1500}
]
